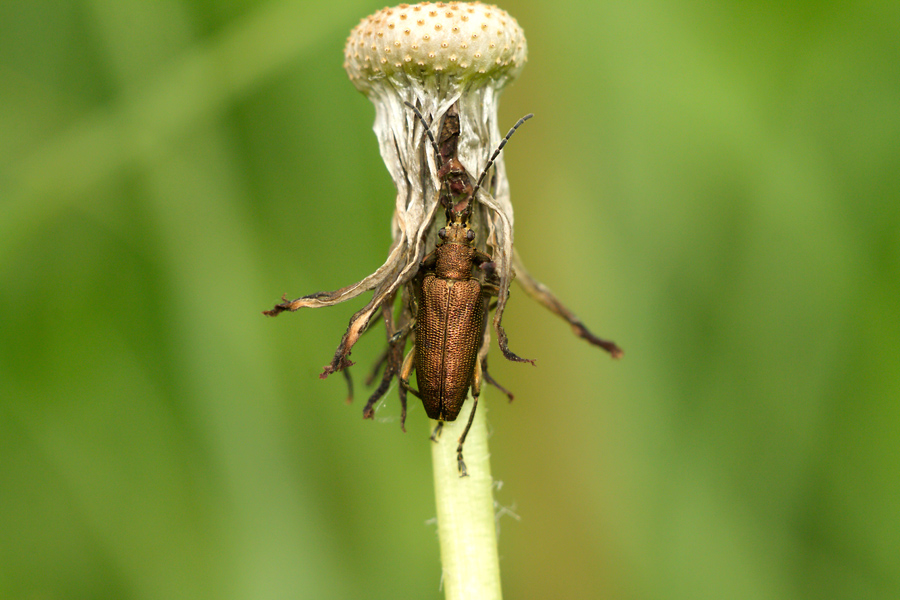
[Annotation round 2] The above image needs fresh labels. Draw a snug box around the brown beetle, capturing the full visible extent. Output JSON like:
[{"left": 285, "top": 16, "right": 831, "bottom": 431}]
[
  {"left": 265, "top": 101, "right": 622, "bottom": 477},
  {"left": 400, "top": 206, "right": 495, "bottom": 476},
  {"left": 398, "top": 102, "right": 533, "bottom": 476}
]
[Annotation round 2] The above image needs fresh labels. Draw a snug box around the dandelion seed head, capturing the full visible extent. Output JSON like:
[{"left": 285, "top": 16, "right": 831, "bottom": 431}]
[
  {"left": 332, "top": 3, "right": 528, "bottom": 370},
  {"left": 344, "top": 2, "right": 526, "bottom": 94}
]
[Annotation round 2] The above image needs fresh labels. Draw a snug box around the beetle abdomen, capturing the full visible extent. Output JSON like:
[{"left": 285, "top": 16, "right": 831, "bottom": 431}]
[{"left": 416, "top": 274, "right": 485, "bottom": 421}]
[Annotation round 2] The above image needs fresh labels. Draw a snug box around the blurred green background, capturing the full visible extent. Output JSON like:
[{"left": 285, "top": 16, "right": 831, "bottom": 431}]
[{"left": 2, "top": 1, "right": 898, "bottom": 599}]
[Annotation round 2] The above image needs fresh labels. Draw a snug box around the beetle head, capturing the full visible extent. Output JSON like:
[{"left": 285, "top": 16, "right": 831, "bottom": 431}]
[{"left": 438, "top": 205, "right": 476, "bottom": 247}]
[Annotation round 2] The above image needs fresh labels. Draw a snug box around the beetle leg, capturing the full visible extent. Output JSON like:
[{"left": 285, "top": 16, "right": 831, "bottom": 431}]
[
  {"left": 430, "top": 421, "right": 444, "bottom": 442},
  {"left": 344, "top": 299, "right": 393, "bottom": 402},
  {"left": 347, "top": 290, "right": 412, "bottom": 403},
  {"left": 364, "top": 348, "right": 389, "bottom": 387},
  {"left": 399, "top": 378, "right": 423, "bottom": 400},
  {"left": 511, "top": 249, "right": 623, "bottom": 358},
  {"left": 420, "top": 248, "right": 438, "bottom": 271},
  {"left": 482, "top": 358, "right": 514, "bottom": 402},
  {"left": 363, "top": 301, "right": 415, "bottom": 430},
  {"left": 473, "top": 292, "right": 513, "bottom": 401},
  {"left": 474, "top": 250, "right": 494, "bottom": 270},
  {"left": 398, "top": 347, "right": 418, "bottom": 395},
  {"left": 456, "top": 359, "right": 484, "bottom": 477},
  {"left": 395, "top": 347, "right": 423, "bottom": 432},
  {"left": 480, "top": 281, "right": 535, "bottom": 366}
]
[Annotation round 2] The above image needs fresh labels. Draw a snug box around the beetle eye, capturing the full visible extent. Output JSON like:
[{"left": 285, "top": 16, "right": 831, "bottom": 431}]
[
  {"left": 466, "top": 229, "right": 475, "bottom": 241},
  {"left": 438, "top": 228, "right": 447, "bottom": 239}
]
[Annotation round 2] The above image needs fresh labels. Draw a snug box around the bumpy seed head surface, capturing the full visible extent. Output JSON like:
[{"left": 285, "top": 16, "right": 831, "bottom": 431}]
[{"left": 344, "top": 2, "right": 527, "bottom": 95}]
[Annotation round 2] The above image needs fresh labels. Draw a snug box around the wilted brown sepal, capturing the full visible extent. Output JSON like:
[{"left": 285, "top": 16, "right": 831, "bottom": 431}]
[
  {"left": 317, "top": 293, "right": 389, "bottom": 378},
  {"left": 569, "top": 322, "right": 624, "bottom": 359},
  {"left": 362, "top": 298, "right": 412, "bottom": 432},
  {"left": 262, "top": 274, "right": 387, "bottom": 317},
  {"left": 263, "top": 291, "right": 339, "bottom": 316},
  {"left": 320, "top": 356, "right": 355, "bottom": 379},
  {"left": 262, "top": 294, "right": 295, "bottom": 316}
]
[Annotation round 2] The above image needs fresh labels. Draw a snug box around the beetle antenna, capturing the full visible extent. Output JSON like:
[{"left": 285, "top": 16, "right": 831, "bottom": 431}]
[
  {"left": 471, "top": 113, "right": 533, "bottom": 200},
  {"left": 403, "top": 101, "right": 442, "bottom": 166}
]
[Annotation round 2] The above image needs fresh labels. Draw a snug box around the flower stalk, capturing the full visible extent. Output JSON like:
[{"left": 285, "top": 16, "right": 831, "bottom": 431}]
[{"left": 430, "top": 394, "right": 502, "bottom": 600}]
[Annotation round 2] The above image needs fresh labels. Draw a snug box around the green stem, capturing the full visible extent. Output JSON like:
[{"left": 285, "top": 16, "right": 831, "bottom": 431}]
[{"left": 431, "top": 394, "right": 502, "bottom": 599}]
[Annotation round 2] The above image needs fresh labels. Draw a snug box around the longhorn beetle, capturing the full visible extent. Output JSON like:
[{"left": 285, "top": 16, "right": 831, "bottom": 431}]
[
  {"left": 399, "top": 101, "right": 533, "bottom": 476},
  {"left": 265, "top": 102, "right": 622, "bottom": 476}
]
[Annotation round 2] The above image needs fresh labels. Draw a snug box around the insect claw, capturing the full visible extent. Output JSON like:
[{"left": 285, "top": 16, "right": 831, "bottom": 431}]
[
  {"left": 430, "top": 421, "right": 444, "bottom": 442},
  {"left": 497, "top": 327, "right": 536, "bottom": 365},
  {"left": 457, "top": 455, "right": 469, "bottom": 478}
]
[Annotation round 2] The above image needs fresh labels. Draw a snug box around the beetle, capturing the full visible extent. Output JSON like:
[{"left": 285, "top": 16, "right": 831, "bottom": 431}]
[
  {"left": 265, "top": 100, "right": 622, "bottom": 476},
  {"left": 397, "top": 102, "right": 533, "bottom": 476}
]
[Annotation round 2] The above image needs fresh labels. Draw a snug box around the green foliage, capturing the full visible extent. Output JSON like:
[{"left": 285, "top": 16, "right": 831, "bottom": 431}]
[{"left": 1, "top": 1, "right": 898, "bottom": 599}]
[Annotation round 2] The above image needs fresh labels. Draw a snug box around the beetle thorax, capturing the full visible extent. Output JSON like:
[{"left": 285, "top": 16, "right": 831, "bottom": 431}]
[
  {"left": 434, "top": 218, "right": 477, "bottom": 281},
  {"left": 434, "top": 242, "right": 476, "bottom": 281}
]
